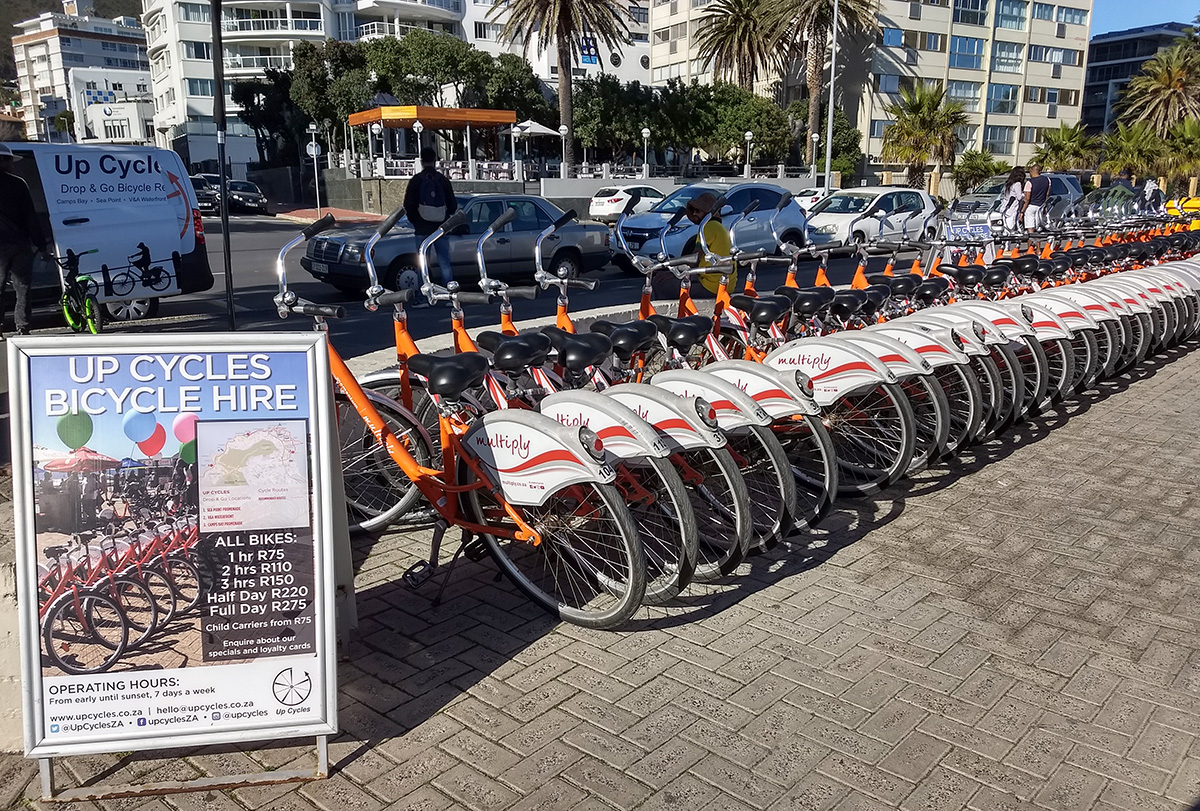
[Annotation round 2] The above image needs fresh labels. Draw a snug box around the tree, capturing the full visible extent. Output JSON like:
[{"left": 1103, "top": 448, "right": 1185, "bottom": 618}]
[
  {"left": 693, "top": 0, "right": 782, "bottom": 92},
  {"left": 1119, "top": 41, "right": 1200, "bottom": 138},
  {"left": 783, "top": 99, "right": 862, "bottom": 177},
  {"left": 290, "top": 41, "right": 337, "bottom": 126},
  {"left": 880, "top": 81, "right": 969, "bottom": 188},
  {"left": 1100, "top": 121, "right": 1166, "bottom": 177},
  {"left": 494, "top": 0, "right": 633, "bottom": 167},
  {"left": 952, "top": 150, "right": 1010, "bottom": 193},
  {"left": 1032, "top": 122, "right": 1099, "bottom": 171},
  {"left": 769, "top": 0, "right": 878, "bottom": 164},
  {"left": 362, "top": 36, "right": 437, "bottom": 104},
  {"left": 486, "top": 53, "right": 556, "bottom": 124},
  {"left": 573, "top": 74, "right": 644, "bottom": 157},
  {"left": 651, "top": 79, "right": 718, "bottom": 161},
  {"left": 1165, "top": 117, "right": 1200, "bottom": 181},
  {"left": 706, "top": 83, "right": 791, "bottom": 163},
  {"left": 53, "top": 109, "right": 74, "bottom": 138}
]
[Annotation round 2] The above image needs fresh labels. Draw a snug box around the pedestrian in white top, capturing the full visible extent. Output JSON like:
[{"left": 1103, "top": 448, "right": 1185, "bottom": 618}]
[{"left": 1001, "top": 166, "right": 1026, "bottom": 233}]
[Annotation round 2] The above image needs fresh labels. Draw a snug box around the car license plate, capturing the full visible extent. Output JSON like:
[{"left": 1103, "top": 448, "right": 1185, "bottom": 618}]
[
  {"left": 628, "top": 239, "right": 644, "bottom": 250},
  {"left": 312, "top": 262, "right": 329, "bottom": 275}
]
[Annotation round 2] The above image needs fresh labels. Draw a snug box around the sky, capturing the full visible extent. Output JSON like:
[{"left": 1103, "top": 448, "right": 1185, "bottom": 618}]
[{"left": 1091, "top": 0, "right": 1196, "bottom": 36}]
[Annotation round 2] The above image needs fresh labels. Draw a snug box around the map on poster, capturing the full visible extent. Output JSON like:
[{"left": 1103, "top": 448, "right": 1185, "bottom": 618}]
[{"left": 198, "top": 421, "right": 310, "bottom": 531}]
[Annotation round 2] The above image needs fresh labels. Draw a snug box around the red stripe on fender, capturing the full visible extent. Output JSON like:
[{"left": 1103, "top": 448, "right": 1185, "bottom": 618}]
[
  {"left": 710, "top": 399, "right": 738, "bottom": 412},
  {"left": 1031, "top": 321, "right": 1059, "bottom": 329},
  {"left": 879, "top": 353, "right": 907, "bottom": 364},
  {"left": 494, "top": 449, "right": 583, "bottom": 474},
  {"left": 597, "top": 426, "right": 635, "bottom": 441},
  {"left": 812, "top": 361, "right": 876, "bottom": 381},
  {"left": 655, "top": 418, "right": 696, "bottom": 433},
  {"left": 1059, "top": 311, "right": 1084, "bottom": 319},
  {"left": 916, "top": 345, "right": 950, "bottom": 354},
  {"left": 750, "top": 388, "right": 790, "bottom": 402}
]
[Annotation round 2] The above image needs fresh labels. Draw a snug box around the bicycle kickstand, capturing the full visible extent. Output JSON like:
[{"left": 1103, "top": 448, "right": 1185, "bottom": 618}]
[{"left": 402, "top": 520, "right": 481, "bottom": 609}]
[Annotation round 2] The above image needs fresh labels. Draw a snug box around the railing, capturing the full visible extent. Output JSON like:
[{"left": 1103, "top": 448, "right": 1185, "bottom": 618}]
[
  {"left": 354, "top": 21, "right": 439, "bottom": 40},
  {"left": 221, "top": 18, "right": 324, "bottom": 33},
  {"left": 223, "top": 54, "right": 293, "bottom": 70}
]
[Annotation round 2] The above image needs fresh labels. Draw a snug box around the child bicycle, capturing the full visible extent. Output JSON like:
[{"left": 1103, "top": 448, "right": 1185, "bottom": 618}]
[{"left": 53, "top": 249, "right": 103, "bottom": 334}]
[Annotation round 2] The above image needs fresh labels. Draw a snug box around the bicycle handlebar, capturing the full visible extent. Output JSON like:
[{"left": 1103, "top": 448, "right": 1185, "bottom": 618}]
[
  {"left": 455, "top": 292, "right": 494, "bottom": 305},
  {"left": 376, "top": 289, "right": 415, "bottom": 306},
  {"left": 554, "top": 210, "right": 576, "bottom": 230},
  {"left": 375, "top": 207, "right": 404, "bottom": 238},
  {"left": 292, "top": 302, "right": 345, "bottom": 318},
  {"left": 303, "top": 214, "right": 336, "bottom": 240}
]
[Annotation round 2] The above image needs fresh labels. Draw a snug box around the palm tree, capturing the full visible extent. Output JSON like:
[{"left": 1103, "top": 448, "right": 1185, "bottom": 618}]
[
  {"left": 1119, "top": 41, "right": 1200, "bottom": 138},
  {"left": 952, "top": 150, "right": 1009, "bottom": 194},
  {"left": 693, "top": 0, "right": 783, "bottom": 92},
  {"left": 493, "top": 0, "right": 632, "bottom": 167},
  {"left": 768, "top": 0, "right": 879, "bottom": 164},
  {"left": 880, "top": 82, "right": 969, "bottom": 189},
  {"left": 1032, "top": 122, "right": 1099, "bottom": 171},
  {"left": 1165, "top": 117, "right": 1200, "bottom": 182},
  {"left": 1100, "top": 121, "right": 1166, "bottom": 178}
]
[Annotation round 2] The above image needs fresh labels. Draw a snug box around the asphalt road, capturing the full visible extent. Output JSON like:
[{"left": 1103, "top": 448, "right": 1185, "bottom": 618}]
[{"left": 24, "top": 216, "right": 921, "bottom": 364}]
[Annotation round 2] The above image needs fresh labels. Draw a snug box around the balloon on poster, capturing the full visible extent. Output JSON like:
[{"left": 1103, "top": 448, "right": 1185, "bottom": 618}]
[
  {"left": 138, "top": 423, "right": 167, "bottom": 456},
  {"left": 122, "top": 409, "right": 157, "bottom": 443},
  {"left": 57, "top": 411, "right": 92, "bottom": 450},
  {"left": 173, "top": 413, "right": 198, "bottom": 443},
  {"left": 179, "top": 439, "right": 196, "bottom": 464}
]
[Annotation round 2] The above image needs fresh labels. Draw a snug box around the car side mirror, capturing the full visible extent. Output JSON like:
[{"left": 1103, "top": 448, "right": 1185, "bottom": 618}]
[
  {"left": 869, "top": 207, "right": 888, "bottom": 218},
  {"left": 720, "top": 204, "right": 734, "bottom": 217}
]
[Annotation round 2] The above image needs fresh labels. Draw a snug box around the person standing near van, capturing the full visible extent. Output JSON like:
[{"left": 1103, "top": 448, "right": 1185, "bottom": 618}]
[
  {"left": 403, "top": 147, "right": 457, "bottom": 305},
  {"left": 1022, "top": 163, "right": 1051, "bottom": 230},
  {"left": 1000, "top": 166, "right": 1026, "bottom": 233},
  {"left": 0, "top": 144, "right": 48, "bottom": 336}
]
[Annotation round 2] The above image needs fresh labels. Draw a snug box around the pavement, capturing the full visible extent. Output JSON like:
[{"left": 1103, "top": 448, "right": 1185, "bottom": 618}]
[
  {"left": 276, "top": 208, "right": 381, "bottom": 226},
  {"left": 6, "top": 325, "right": 1200, "bottom": 809}
]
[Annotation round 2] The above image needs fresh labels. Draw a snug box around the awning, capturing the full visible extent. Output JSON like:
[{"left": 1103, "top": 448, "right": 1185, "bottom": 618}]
[{"left": 348, "top": 105, "right": 517, "bottom": 129}]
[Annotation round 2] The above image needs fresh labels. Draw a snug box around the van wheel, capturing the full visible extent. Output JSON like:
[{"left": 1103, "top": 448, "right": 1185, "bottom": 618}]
[{"left": 105, "top": 298, "right": 159, "bottom": 321}]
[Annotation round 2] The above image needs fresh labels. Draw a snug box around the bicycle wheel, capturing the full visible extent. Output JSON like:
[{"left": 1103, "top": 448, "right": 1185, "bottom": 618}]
[
  {"left": 362, "top": 375, "right": 442, "bottom": 457},
  {"left": 968, "top": 354, "right": 1002, "bottom": 441},
  {"left": 773, "top": 414, "right": 839, "bottom": 529},
  {"left": 335, "top": 390, "right": 434, "bottom": 533},
  {"left": 615, "top": 456, "right": 697, "bottom": 605},
  {"left": 724, "top": 424, "right": 797, "bottom": 553},
  {"left": 932, "top": 363, "right": 982, "bottom": 458},
  {"left": 43, "top": 593, "right": 127, "bottom": 675},
  {"left": 110, "top": 272, "right": 137, "bottom": 298},
  {"left": 84, "top": 294, "right": 103, "bottom": 334},
  {"left": 61, "top": 293, "right": 83, "bottom": 333},
  {"left": 164, "top": 557, "right": 203, "bottom": 613},
  {"left": 1067, "top": 329, "right": 1099, "bottom": 392},
  {"left": 1092, "top": 322, "right": 1118, "bottom": 380},
  {"left": 461, "top": 474, "right": 646, "bottom": 629},
  {"left": 138, "top": 567, "right": 177, "bottom": 631},
  {"left": 673, "top": 446, "right": 752, "bottom": 581},
  {"left": 1040, "top": 338, "right": 1075, "bottom": 403},
  {"left": 1012, "top": 338, "right": 1049, "bottom": 416},
  {"left": 148, "top": 268, "right": 173, "bottom": 292},
  {"left": 825, "top": 382, "right": 916, "bottom": 496},
  {"left": 1113, "top": 315, "right": 1141, "bottom": 373},
  {"left": 99, "top": 577, "right": 157, "bottom": 649},
  {"left": 989, "top": 344, "right": 1026, "bottom": 427},
  {"left": 899, "top": 374, "right": 951, "bottom": 474}
]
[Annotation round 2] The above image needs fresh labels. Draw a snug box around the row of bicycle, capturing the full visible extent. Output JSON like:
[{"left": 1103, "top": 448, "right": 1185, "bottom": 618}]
[
  {"left": 276, "top": 193, "right": 1200, "bottom": 629},
  {"left": 39, "top": 513, "right": 203, "bottom": 674}
]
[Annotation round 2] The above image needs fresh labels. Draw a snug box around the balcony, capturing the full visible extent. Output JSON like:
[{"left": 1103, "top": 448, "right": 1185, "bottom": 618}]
[
  {"left": 354, "top": 0, "right": 462, "bottom": 24},
  {"left": 354, "top": 20, "right": 449, "bottom": 40},
  {"left": 220, "top": 17, "right": 325, "bottom": 35},
  {"left": 223, "top": 54, "right": 294, "bottom": 70}
]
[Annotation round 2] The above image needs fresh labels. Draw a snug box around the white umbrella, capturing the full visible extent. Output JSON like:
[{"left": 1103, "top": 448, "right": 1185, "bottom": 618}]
[
  {"left": 32, "top": 445, "right": 69, "bottom": 466},
  {"left": 513, "top": 120, "right": 561, "bottom": 137}
]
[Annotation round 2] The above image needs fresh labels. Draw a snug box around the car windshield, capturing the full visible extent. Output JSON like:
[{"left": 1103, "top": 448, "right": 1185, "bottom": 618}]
[
  {"left": 972, "top": 177, "right": 1007, "bottom": 196},
  {"left": 594, "top": 187, "right": 618, "bottom": 198},
  {"left": 797, "top": 188, "right": 823, "bottom": 196},
  {"left": 229, "top": 181, "right": 258, "bottom": 193},
  {"left": 651, "top": 185, "right": 722, "bottom": 213},
  {"left": 809, "top": 193, "right": 874, "bottom": 215},
  {"left": 189, "top": 177, "right": 208, "bottom": 191}
]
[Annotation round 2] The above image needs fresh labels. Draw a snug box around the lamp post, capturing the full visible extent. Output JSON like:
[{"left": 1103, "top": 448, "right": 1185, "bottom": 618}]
[
  {"left": 641, "top": 126, "right": 650, "bottom": 178},
  {"left": 307, "top": 122, "right": 322, "bottom": 218},
  {"left": 810, "top": 132, "right": 820, "bottom": 184},
  {"left": 558, "top": 123, "right": 569, "bottom": 178},
  {"left": 744, "top": 131, "right": 754, "bottom": 178},
  {"left": 824, "top": 0, "right": 839, "bottom": 190},
  {"left": 412, "top": 119, "right": 424, "bottom": 175},
  {"left": 369, "top": 121, "right": 382, "bottom": 170}
]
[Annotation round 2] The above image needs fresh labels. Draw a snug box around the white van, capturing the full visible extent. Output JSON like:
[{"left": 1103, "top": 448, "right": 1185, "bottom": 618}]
[{"left": 3, "top": 142, "right": 214, "bottom": 321}]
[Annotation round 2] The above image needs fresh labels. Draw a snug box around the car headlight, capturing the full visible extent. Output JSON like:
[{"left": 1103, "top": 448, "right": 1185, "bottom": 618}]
[
  {"left": 343, "top": 246, "right": 362, "bottom": 262},
  {"left": 818, "top": 224, "right": 839, "bottom": 235}
]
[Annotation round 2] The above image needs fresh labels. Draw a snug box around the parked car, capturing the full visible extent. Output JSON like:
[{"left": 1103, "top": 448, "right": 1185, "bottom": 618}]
[
  {"left": 794, "top": 187, "right": 834, "bottom": 211},
  {"left": 190, "top": 176, "right": 220, "bottom": 215},
  {"left": 806, "top": 187, "right": 940, "bottom": 252},
  {"left": 617, "top": 182, "right": 808, "bottom": 270},
  {"left": 588, "top": 184, "right": 665, "bottom": 222},
  {"left": 951, "top": 172, "right": 1083, "bottom": 225},
  {"left": 300, "top": 194, "right": 612, "bottom": 292},
  {"left": 227, "top": 180, "right": 269, "bottom": 214}
]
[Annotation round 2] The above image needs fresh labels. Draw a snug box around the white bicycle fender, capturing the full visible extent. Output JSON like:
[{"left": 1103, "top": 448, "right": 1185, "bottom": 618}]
[
  {"left": 905, "top": 310, "right": 1007, "bottom": 348},
  {"left": 868, "top": 322, "right": 973, "bottom": 365},
  {"left": 539, "top": 390, "right": 671, "bottom": 461},
  {"left": 1159, "top": 261, "right": 1200, "bottom": 291},
  {"left": 950, "top": 301, "right": 1036, "bottom": 340},
  {"left": 602, "top": 383, "right": 726, "bottom": 450},
  {"left": 764, "top": 335, "right": 897, "bottom": 407},
  {"left": 463, "top": 411, "right": 616, "bottom": 507},
  {"left": 1001, "top": 300, "right": 1074, "bottom": 341},
  {"left": 837, "top": 332, "right": 933, "bottom": 378},
  {"left": 1078, "top": 281, "right": 1138, "bottom": 316},
  {"left": 1045, "top": 288, "right": 1121, "bottom": 322},
  {"left": 1087, "top": 279, "right": 1151, "bottom": 313},
  {"left": 1025, "top": 293, "right": 1100, "bottom": 331},
  {"left": 702, "top": 360, "right": 821, "bottom": 418},
  {"left": 652, "top": 369, "right": 772, "bottom": 429}
]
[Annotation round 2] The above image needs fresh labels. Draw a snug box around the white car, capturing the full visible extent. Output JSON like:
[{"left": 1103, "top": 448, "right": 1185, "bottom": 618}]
[
  {"left": 806, "top": 186, "right": 940, "bottom": 253},
  {"left": 795, "top": 187, "right": 834, "bottom": 211},
  {"left": 588, "top": 184, "right": 665, "bottom": 223}
]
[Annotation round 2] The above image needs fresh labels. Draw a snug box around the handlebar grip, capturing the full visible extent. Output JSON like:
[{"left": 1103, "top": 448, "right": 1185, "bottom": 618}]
[
  {"left": 376, "top": 289, "right": 415, "bottom": 306},
  {"left": 568, "top": 278, "right": 597, "bottom": 290},
  {"left": 292, "top": 303, "right": 345, "bottom": 318},
  {"left": 734, "top": 250, "right": 767, "bottom": 262},
  {"left": 506, "top": 286, "right": 539, "bottom": 300},
  {"left": 455, "top": 292, "right": 494, "bottom": 305},
  {"left": 668, "top": 254, "right": 698, "bottom": 267},
  {"left": 777, "top": 192, "right": 793, "bottom": 210},
  {"left": 490, "top": 208, "right": 517, "bottom": 230},
  {"left": 302, "top": 214, "right": 336, "bottom": 240},
  {"left": 622, "top": 193, "right": 642, "bottom": 215},
  {"left": 441, "top": 209, "right": 469, "bottom": 234},
  {"left": 741, "top": 200, "right": 761, "bottom": 216},
  {"left": 554, "top": 210, "right": 576, "bottom": 230},
  {"left": 376, "top": 206, "right": 405, "bottom": 237},
  {"left": 667, "top": 209, "right": 687, "bottom": 228}
]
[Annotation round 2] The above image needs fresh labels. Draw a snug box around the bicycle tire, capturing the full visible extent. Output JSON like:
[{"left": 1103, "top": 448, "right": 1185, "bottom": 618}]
[
  {"left": 825, "top": 382, "right": 916, "bottom": 496},
  {"left": 1040, "top": 338, "right": 1075, "bottom": 403},
  {"left": 98, "top": 577, "right": 157, "bottom": 649},
  {"left": 85, "top": 294, "right": 103, "bottom": 334},
  {"left": 1012, "top": 337, "right": 1050, "bottom": 415},
  {"left": 899, "top": 374, "right": 951, "bottom": 474},
  {"left": 724, "top": 424, "right": 797, "bottom": 553},
  {"left": 1113, "top": 314, "right": 1140, "bottom": 373},
  {"left": 773, "top": 413, "right": 839, "bottom": 529},
  {"left": 110, "top": 272, "right": 137, "bottom": 298},
  {"left": 461, "top": 474, "right": 646, "bottom": 629},
  {"left": 335, "top": 390, "right": 434, "bottom": 533},
  {"left": 163, "top": 557, "right": 203, "bottom": 613},
  {"left": 43, "top": 593, "right": 127, "bottom": 675},
  {"left": 61, "top": 293, "right": 83, "bottom": 333},
  {"left": 1093, "top": 322, "right": 1119, "bottom": 380},
  {"left": 362, "top": 374, "right": 442, "bottom": 457},
  {"left": 1147, "top": 305, "right": 1167, "bottom": 351},
  {"left": 674, "top": 445, "right": 752, "bottom": 581},
  {"left": 138, "top": 567, "right": 178, "bottom": 631},
  {"left": 148, "top": 268, "right": 173, "bottom": 292},
  {"left": 968, "top": 354, "right": 1002, "bottom": 441},
  {"left": 932, "top": 363, "right": 982, "bottom": 459},
  {"left": 1068, "top": 329, "right": 1099, "bottom": 392},
  {"left": 617, "top": 456, "right": 698, "bottom": 605},
  {"left": 991, "top": 342, "right": 1027, "bottom": 426}
]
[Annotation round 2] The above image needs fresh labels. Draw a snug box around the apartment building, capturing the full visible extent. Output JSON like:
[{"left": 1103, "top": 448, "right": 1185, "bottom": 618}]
[
  {"left": 11, "top": 0, "right": 149, "bottom": 142},
  {"left": 66, "top": 66, "right": 153, "bottom": 142},
  {"left": 1082, "top": 22, "right": 1189, "bottom": 134}
]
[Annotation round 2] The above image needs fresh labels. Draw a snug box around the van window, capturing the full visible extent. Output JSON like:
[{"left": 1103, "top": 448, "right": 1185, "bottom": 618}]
[{"left": 1049, "top": 177, "right": 1070, "bottom": 196}]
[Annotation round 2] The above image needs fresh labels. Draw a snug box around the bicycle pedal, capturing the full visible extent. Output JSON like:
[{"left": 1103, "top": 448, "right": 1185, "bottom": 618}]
[
  {"left": 402, "top": 560, "right": 434, "bottom": 589},
  {"left": 464, "top": 539, "right": 489, "bottom": 562}
]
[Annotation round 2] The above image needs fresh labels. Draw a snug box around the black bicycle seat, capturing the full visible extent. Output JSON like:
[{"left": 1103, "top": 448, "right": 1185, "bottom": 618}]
[
  {"left": 1086, "top": 247, "right": 1108, "bottom": 265},
  {"left": 772, "top": 286, "right": 800, "bottom": 303},
  {"left": 1032, "top": 261, "right": 1054, "bottom": 281},
  {"left": 407, "top": 353, "right": 491, "bottom": 399},
  {"left": 44, "top": 545, "right": 68, "bottom": 558},
  {"left": 936, "top": 263, "right": 963, "bottom": 278},
  {"left": 865, "top": 273, "right": 893, "bottom": 287},
  {"left": 557, "top": 332, "right": 614, "bottom": 373},
  {"left": 1065, "top": 248, "right": 1091, "bottom": 268},
  {"left": 953, "top": 267, "right": 985, "bottom": 287},
  {"left": 914, "top": 279, "right": 948, "bottom": 303},
  {"left": 730, "top": 294, "right": 789, "bottom": 326},
  {"left": 790, "top": 289, "right": 829, "bottom": 315},
  {"left": 1010, "top": 255, "right": 1040, "bottom": 275},
  {"left": 887, "top": 274, "right": 922, "bottom": 296},
  {"left": 830, "top": 290, "right": 868, "bottom": 319},
  {"left": 475, "top": 331, "right": 553, "bottom": 373},
  {"left": 982, "top": 267, "right": 1011, "bottom": 287},
  {"left": 591, "top": 320, "right": 659, "bottom": 362},
  {"left": 646, "top": 314, "right": 713, "bottom": 352}
]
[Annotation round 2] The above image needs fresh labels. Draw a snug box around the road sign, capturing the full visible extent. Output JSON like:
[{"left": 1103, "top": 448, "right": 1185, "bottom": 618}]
[{"left": 306, "top": 141, "right": 322, "bottom": 158}]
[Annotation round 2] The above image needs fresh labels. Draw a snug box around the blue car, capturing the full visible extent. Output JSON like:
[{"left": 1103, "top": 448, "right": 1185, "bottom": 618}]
[{"left": 616, "top": 182, "right": 808, "bottom": 272}]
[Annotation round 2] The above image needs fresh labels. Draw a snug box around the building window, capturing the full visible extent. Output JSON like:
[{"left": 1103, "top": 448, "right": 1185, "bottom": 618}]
[
  {"left": 987, "top": 83, "right": 1019, "bottom": 113},
  {"left": 102, "top": 41, "right": 118, "bottom": 51},
  {"left": 60, "top": 37, "right": 73, "bottom": 46},
  {"left": 1020, "top": 126, "right": 1041, "bottom": 142},
  {"left": 876, "top": 74, "right": 901, "bottom": 94},
  {"left": 183, "top": 41, "right": 212, "bottom": 59},
  {"left": 179, "top": 3, "right": 211, "bottom": 22},
  {"left": 948, "top": 36, "right": 984, "bottom": 69},
  {"left": 881, "top": 28, "right": 903, "bottom": 46},
  {"left": 992, "top": 41, "right": 1023, "bottom": 73},
  {"left": 1026, "top": 85, "right": 1042, "bottom": 102},
  {"left": 995, "top": 0, "right": 1026, "bottom": 29},
  {"left": 870, "top": 119, "right": 893, "bottom": 138},
  {"left": 631, "top": 32, "right": 649, "bottom": 42},
  {"left": 953, "top": 0, "right": 988, "bottom": 25},
  {"left": 1029, "top": 45, "right": 1080, "bottom": 65},
  {"left": 946, "top": 79, "right": 982, "bottom": 112},
  {"left": 653, "top": 27, "right": 669, "bottom": 43},
  {"left": 922, "top": 32, "right": 945, "bottom": 50},
  {"left": 63, "top": 53, "right": 85, "bottom": 63},
  {"left": 473, "top": 22, "right": 502, "bottom": 39},
  {"left": 137, "top": 83, "right": 147, "bottom": 92},
  {"left": 85, "top": 81, "right": 97, "bottom": 90},
  {"left": 629, "top": 4, "right": 649, "bottom": 23},
  {"left": 955, "top": 124, "right": 979, "bottom": 152},
  {"left": 983, "top": 125, "right": 1015, "bottom": 154},
  {"left": 103, "top": 120, "right": 130, "bottom": 140},
  {"left": 1056, "top": 5, "right": 1087, "bottom": 24}
]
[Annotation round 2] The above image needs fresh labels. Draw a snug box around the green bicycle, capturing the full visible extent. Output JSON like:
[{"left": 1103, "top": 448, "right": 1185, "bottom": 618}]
[{"left": 54, "top": 249, "right": 103, "bottom": 334}]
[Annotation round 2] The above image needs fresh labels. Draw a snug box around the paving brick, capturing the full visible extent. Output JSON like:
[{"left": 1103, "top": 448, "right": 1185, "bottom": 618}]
[
  {"left": 1094, "top": 693, "right": 1156, "bottom": 737},
  {"left": 497, "top": 741, "right": 584, "bottom": 794},
  {"left": 680, "top": 717, "right": 771, "bottom": 770},
  {"left": 753, "top": 737, "right": 833, "bottom": 790},
  {"left": 439, "top": 729, "right": 521, "bottom": 778},
  {"left": 505, "top": 778, "right": 586, "bottom": 811},
  {"left": 765, "top": 772, "right": 851, "bottom": 811},
  {"left": 561, "top": 757, "right": 653, "bottom": 809},
  {"left": 917, "top": 716, "right": 1014, "bottom": 761},
  {"left": 1097, "top": 779, "right": 1182, "bottom": 811},
  {"left": 976, "top": 697, "right": 1042, "bottom": 742},
  {"left": 625, "top": 737, "right": 707, "bottom": 789},
  {"left": 898, "top": 765, "right": 980, "bottom": 811},
  {"left": 693, "top": 753, "right": 790, "bottom": 809},
  {"left": 561, "top": 723, "right": 644, "bottom": 770},
  {"left": 815, "top": 753, "right": 914, "bottom": 806},
  {"left": 1164, "top": 756, "right": 1200, "bottom": 803},
  {"left": 431, "top": 763, "right": 520, "bottom": 811},
  {"left": 1034, "top": 763, "right": 1107, "bottom": 811},
  {"left": 939, "top": 748, "right": 1042, "bottom": 800}
]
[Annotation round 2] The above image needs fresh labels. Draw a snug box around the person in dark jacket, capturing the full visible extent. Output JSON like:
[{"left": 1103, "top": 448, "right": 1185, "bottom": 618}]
[
  {"left": 403, "top": 147, "right": 458, "bottom": 303},
  {"left": 0, "top": 144, "right": 49, "bottom": 336}
]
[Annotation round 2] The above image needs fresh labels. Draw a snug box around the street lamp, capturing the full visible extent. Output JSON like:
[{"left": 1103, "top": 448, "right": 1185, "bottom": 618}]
[
  {"left": 641, "top": 126, "right": 650, "bottom": 178},
  {"left": 369, "top": 121, "right": 382, "bottom": 165},
  {"left": 744, "top": 130, "right": 754, "bottom": 178},
  {"left": 558, "top": 123, "right": 569, "bottom": 178},
  {"left": 307, "top": 122, "right": 322, "bottom": 217},
  {"left": 412, "top": 119, "right": 425, "bottom": 175},
  {"left": 810, "top": 132, "right": 820, "bottom": 184},
  {"left": 824, "top": 0, "right": 840, "bottom": 191}
]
